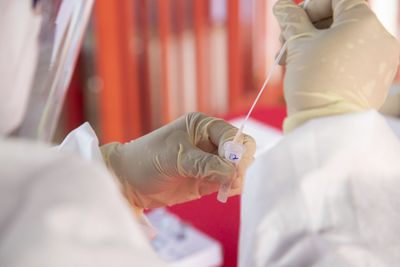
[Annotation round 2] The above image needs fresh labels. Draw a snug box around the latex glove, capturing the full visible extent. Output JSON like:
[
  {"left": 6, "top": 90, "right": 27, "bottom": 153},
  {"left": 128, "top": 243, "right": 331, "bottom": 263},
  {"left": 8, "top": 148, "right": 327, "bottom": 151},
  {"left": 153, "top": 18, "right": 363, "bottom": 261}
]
[
  {"left": 101, "top": 112, "right": 255, "bottom": 213},
  {"left": 273, "top": 0, "right": 400, "bottom": 133}
]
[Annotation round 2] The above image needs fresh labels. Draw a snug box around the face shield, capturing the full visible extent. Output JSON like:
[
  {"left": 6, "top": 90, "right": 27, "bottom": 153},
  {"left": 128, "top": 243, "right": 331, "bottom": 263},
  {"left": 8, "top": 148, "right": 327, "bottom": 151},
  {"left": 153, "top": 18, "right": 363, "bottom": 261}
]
[
  {"left": 0, "top": 1, "right": 42, "bottom": 136},
  {"left": 14, "top": 0, "right": 94, "bottom": 142}
]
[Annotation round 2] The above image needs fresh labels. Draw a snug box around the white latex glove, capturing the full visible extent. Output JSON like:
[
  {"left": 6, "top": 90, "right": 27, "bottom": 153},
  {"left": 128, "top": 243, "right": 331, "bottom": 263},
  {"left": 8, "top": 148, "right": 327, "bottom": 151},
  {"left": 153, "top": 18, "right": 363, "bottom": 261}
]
[
  {"left": 273, "top": 0, "right": 400, "bottom": 133},
  {"left": 101, "top": 112, "right": 255, "bottom": 213}
]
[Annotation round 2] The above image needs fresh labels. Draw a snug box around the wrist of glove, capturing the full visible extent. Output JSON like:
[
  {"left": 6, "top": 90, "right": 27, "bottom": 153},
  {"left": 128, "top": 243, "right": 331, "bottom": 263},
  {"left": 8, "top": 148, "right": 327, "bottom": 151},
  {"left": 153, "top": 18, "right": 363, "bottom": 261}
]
[
  {"left": 101, "top": 112, "right": 256, "bottom": 211},
  {"left": 274, "top": 0, "right": 400, "bottom": 133},
  {"left": 101, "top": 142, "right": 145, "bottom": 216},
  {"left": 283, "top": 97, "right": 365, "bottom": 133}
]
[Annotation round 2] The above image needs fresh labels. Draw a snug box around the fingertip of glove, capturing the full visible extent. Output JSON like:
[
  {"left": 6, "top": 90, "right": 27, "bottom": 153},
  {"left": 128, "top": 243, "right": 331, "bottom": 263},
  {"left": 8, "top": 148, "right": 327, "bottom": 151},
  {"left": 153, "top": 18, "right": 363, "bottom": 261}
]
[{"left": 243, "top": 135, "right": 257, "bottom": 156}]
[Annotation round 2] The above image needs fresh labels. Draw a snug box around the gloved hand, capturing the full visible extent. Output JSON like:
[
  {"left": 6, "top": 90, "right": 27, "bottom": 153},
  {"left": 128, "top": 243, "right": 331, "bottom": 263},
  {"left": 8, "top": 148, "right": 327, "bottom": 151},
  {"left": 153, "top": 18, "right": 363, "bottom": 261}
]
[
  {"left": 273, "top": 0, "right": 400, "bottom": 133},
  {"left": 101, "top": 112, "right": 255, "bottom": 214}
]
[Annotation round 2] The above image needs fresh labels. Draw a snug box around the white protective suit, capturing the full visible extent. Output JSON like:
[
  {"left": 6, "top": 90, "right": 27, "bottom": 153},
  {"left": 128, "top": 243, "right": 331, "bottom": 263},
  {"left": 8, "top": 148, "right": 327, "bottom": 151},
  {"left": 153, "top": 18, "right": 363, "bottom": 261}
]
[
  {"left": 239, "top": 110, "right": 400, "bottom": 267},
  {"left": 0, "top": 1, "right": 165, "bottom": 266},
  {"left": 0, "top": 125, "right": 166, "bottom": 267}
]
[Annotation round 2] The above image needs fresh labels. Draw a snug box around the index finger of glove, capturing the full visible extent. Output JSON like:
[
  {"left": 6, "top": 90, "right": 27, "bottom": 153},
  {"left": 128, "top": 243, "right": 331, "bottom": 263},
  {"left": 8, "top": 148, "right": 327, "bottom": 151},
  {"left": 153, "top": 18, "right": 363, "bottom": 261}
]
[
  {"left": 302, "top": 0, "right": 372, "bottom": 25},
  {"left": 273, "top": 0, "right": 316, "bottom": 41},
  {"left": 187, "top": 112, "right": 256, "bottom": 160},
  {"left": 302, "top": 0, "right": 333, "bottom": 22},
  {"left": 332, "top": 0, "right": 374, "bottom": 27},
  {"left": 207, "top": 120, "right": 256, "bottom": 160}
]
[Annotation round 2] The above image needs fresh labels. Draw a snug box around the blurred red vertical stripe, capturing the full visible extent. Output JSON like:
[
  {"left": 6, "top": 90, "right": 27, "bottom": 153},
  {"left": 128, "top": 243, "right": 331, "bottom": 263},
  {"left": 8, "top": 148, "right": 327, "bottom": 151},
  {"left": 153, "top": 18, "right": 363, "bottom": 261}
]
[
  {"left": 228, "top": 0, "right": 243, "bottom": 111},
  {"left": 64, "top": 57, "right": 84, "bottom": 133},
  {"left": 94, "top": 0, "right": 126, "bottom": 143},
  {"left": 194, "top": 0, "right": 211, "bottom": 113},
  {"left": 138, "top": 0, "right": 152, "bottom": 134},
  {"left": 158, "top": 0, "right": 172, "bottom": 124},
  {"left": 120, "top": 0, "right": 142, "bottom": 141}
]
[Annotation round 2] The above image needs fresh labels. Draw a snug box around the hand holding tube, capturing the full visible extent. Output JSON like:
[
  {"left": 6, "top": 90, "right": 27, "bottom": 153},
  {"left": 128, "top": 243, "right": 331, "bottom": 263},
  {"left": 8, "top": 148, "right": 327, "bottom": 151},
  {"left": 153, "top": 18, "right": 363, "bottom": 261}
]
[{"left": 100, "top": 112, "right": 256, "bottom": 213}]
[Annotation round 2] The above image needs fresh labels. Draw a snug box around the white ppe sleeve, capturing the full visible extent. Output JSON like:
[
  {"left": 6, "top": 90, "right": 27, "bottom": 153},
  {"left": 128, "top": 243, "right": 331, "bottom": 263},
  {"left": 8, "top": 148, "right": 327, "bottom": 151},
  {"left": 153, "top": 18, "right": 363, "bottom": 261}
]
[
  {"left": 239, "top": 110, "right": 400, "bottom": 267},
  {"left": 54, "top": 122, "right": 105, "bottom": 163},
  {"left": 55, "top": 122, "right": 157, "bottom": 239},
  {"left": 0, "top": 133, "right": 165, "bottom": 266}
]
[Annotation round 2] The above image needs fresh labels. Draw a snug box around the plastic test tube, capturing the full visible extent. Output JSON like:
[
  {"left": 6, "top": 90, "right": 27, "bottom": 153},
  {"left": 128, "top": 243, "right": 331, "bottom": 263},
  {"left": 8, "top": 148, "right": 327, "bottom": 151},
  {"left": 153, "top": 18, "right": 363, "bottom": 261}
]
[
  {"left": 217, "top": 0, "right": 310, "bottom": 203},
  {"left": 217, "top": 140, "right": 246, "bottom": 203}
]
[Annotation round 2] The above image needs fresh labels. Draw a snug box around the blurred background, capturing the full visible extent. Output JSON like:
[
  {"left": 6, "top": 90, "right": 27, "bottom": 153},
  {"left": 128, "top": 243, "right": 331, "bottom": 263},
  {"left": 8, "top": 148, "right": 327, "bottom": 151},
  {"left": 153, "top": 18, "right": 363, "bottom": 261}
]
[
  {"left": 54, "top": 0, "right": 290, "bottom": 144},
  {"left": 57, "top": 0, "right": 400, "bottom": 144},
  {"left": 15, "top": 0, "right": 400, "bottom": 266},
  {"left": 18, "top": 0, "right": 400, "bottom": 144}
]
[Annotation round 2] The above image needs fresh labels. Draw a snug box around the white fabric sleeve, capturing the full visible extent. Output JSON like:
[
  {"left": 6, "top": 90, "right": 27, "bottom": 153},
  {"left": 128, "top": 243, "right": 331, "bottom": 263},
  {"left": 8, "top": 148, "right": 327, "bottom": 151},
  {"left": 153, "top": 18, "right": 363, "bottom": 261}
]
[
  {"left": 54, "top": 122, "right": 157, "bottom": 239},
  {"left": 54, "top": 122, "right": 110, "bottom": 164},
  {"left": 0, "top": 137, "right": 166, "bottom": 267},
  {"left": 239, "top": 110, "right": 400, "bottom": 267}
]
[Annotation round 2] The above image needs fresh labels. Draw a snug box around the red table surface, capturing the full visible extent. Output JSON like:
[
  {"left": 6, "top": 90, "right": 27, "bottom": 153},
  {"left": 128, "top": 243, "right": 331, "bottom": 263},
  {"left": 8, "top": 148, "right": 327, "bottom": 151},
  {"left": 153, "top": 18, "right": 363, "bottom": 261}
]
[{"left": 167, "top": 106, "right": 287, "bottom": 267}]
